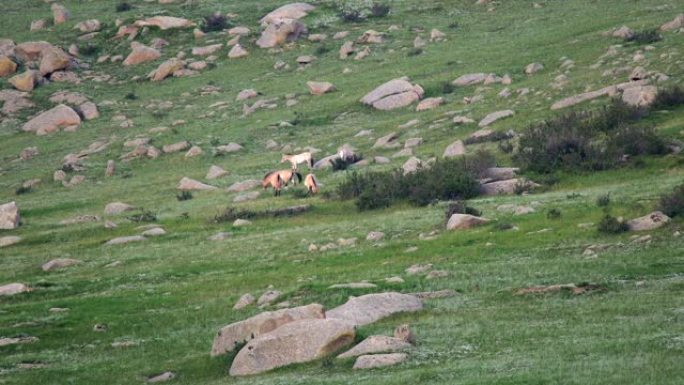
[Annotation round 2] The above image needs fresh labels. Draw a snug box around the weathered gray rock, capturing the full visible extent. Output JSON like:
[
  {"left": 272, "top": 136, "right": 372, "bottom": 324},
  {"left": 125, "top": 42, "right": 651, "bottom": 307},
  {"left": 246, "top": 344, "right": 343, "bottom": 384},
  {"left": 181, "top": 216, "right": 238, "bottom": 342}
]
[
  {"left": 402, "top": 157, "right": 422, "bottom": 175},
  {"left": 353, "top": 353, "right": 408, "bottom": 369},
  {"left": 483, "top": 167, "right": 519, "bottom": 181},
  {"left": 211, "top": 303, "right": 325, "bottom": 356},
  {"left": 233, "top": 293, "right": 255, "bottom": 310},
  {"left": 206, "top": 165, "right": 228, "bottom": 179},
  {"left": 326, "top": 292, "right": 423, "bottom": 327},
  {"left": 329, "top": 282, "right": 377, "bottom": 289},
  {"left": 627, "top": 211, "right": 670, "bottom": 231},
  {"left": 452, "top": 73, "right": 488, "bottom": 86},
  {"left": 660, "top": 14, "right": 684, "bottom": 31},
  {"left": 479, "top": 110, "right": 514, "bottom": 127},
  {"left": 133, "top": 16, "right": 196, "bottom": 30},
  {"left": 366, "top": 231, "right": 385, "bottom": 241},
  {"left": 480, "top": 178, "right": 538, "bottom": 195},
  {"left": 416, "top": 97, "right": 443, "bottom": 111},
  {"left": 307, "top": 81, "right": 335, "bottom": 95},
  {"left": 104, "top": 202, "right": 134, "bottom": 215},
  {"left": 0, "top": 236, "right": 22, "bottom": 248},
  {"left": 162, "top": 141, "right": 190, "bottom": 153},
  {"left": 142, "top": 227, "right": 166, "bottom": 237},
  {"left": 443, "top": 140, "right": 465, "bottom": 158},
  {"left": 41, "top": 258, "right": 82, "bottom": 272},
  {"left": 257, "top": 290, "right": 282, "bottom": 306},
  {"left": 0, "top": 336, "right": 38, "bottom": 347},
  {"left": 229, "top": 319, "right": 354, "bottom": 376},
  {"left": 227, "top": 180, "right": 261, "bottom": 193},
  {"left": 361, "top": 78, "right": 424, "bottom": 110},
  {"left": 622, "top": 85, "right": 657, "bottom": 107},
  {"left": 446, "top": 214, "right": 490, "bottom": 230},
  {"left": 215, "top": 143, "right": 243, "bottom": 154},
  {"left": 524, "top": 62, "right": 544, "bottom": 74},
  {"left": 147, "top": 372, "right": 175, "bottom": 383},
  {"left": 0, "top": 201, "right": 20, "bottom": 229},
  {"left": 123, "top": 43, "right": 160, "bottom": 66},
  {"left": 338, "top": 336, "right": 412, "bottom": 359},
  {"left": 177, "top": 177, "right": 217, "bottom": 191},
  {"left": 106, "top": 235, "right": 146, "bottom": 245},
  {"left": 0, "top": 283, "right": 30, "bottom": 296},
  {"left": 260, "top": 3, "right": 315, "bottom": 25},
  {"left": 373, "top": 132, "right": 400, "bottom": 149}
]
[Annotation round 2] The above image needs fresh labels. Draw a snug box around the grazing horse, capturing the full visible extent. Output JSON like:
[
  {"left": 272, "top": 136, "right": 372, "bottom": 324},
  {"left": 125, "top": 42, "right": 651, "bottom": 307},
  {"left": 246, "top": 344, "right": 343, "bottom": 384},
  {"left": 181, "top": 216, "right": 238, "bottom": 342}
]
[
  {"left": 281, "top": 152, "right": 314, "bottom": 170},
  {"left": 262, "top": 171, "right": 283, "bottom": 196},
  {"left": 304, "top": 173, "right": 319, "bottom": 195},
  {"left": 277, "top": 169, "right": 302, "bottom": 186}
]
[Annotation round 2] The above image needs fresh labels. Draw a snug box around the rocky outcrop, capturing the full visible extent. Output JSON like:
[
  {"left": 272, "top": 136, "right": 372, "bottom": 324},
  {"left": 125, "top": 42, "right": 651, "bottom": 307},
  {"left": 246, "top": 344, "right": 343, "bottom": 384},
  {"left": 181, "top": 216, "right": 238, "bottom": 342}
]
[
  {"left": 229, "top": 319, "right": 354, "bottom": 376},
  {"left": 337, "top": 336, "right": 412, "bottom": 359},
  {"left": 361, "top": 78, "right": 424, "bottom": 110},
  {"left": 326, "top": 292, "right": 423, "bottom": 327},
  {"left": 211, "top": 303, "right": 325, "bottom": 356},
  {"left": 22, "top": 104, "right": 81, "bottom": 135},
  {"left": 626, "top": 211, "right": 670, "bottom": 231},
  {"left": 446, "top": 214, "right": 490, "bottom": 230}
]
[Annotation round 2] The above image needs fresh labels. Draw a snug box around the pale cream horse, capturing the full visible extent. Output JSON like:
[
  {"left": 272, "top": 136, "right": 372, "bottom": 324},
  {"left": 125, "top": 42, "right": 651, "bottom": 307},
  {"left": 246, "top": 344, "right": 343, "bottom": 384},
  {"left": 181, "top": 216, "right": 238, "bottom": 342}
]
[{"left": 281, "top": 152, "right": 314, "bottom": 170}]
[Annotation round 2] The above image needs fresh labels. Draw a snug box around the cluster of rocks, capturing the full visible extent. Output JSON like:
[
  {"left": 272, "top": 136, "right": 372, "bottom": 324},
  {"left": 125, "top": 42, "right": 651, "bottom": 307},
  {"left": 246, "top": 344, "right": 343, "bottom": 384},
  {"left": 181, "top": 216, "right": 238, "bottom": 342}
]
[{"left": 212, "top": 292, "right": 423, "bottom": 375}]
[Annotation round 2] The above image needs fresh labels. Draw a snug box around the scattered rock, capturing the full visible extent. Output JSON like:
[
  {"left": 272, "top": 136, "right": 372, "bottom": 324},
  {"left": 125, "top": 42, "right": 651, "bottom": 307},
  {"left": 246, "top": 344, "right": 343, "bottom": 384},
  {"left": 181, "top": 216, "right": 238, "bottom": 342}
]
[
  {"left": 123, "top": 43, "right": 161, "bottom": 66},
  {"left": 524, "top": 62, "right": 544, "bottom": 74},
  {"left": 353, "top": 353, "right": 408, "bottom": 369},
  {"left": 446, "top": 214, "right": 490, "bottom": 230},
  {"left": 410, "top": 289, "right": 458, "bottom": 299},
  {"left": 228, "top": 44, "right": 249, "bottom": 58},
  {"left": 185, "top": 146, "right": 203, "bottom": 158},
  {"left": 338, "top": 336, "right": 412, "bottom": 359},
  {"left": 260, "top": 3, "right": 316, "bottom": 25},
  {"left": 622, "top": 85, "right": 657, "bottom": 107},
  {"left": 22, "top": 104, "right": 81, "bottom": 135},
  {"left": 612, "top": 25, "right": 634, "bottom": 39},
  {"left": 229, "top": 319, "right": 354, "bottom": 376},
  {"left": 480, "top": 178, "right": 538, "bottom": 195},
  {"left": 0, "top": 236, "right": 22, "bottom": 248},
  {"left": 326, "top": 292, "right": 423, "bottom": 327},
  {"left": 9, "top": 70, "right": 40, "bottom": 91},
  {"left": 307, "top": 81, "right": 335, "bottom": 95},
  {"left": 366, "top": 231, "right": 385, "bottom": 241},
  {"left": 51, "top": 3, "right": 70, "bottom": 24},
  {"left": 452, "top": 73, "right": 488, "bottom": 86},
  {"left": 149, "top": 58, "right": 184, "bottom": 81},
  {"left": 373, "top": 132, "right": 400, "bottom": 149},
  {"left": 206, "top": 165, "right": 228, "bottom": 179},
  {"left": 257, "top": 290, "right": 282, "bottom": 306},
  {"left": 41, "top": 258, "right": 81, "bottom": 272},
  {"left": 106, "top": 236, "right": 146, "bottom": 245},
  {"left": 329, "top": 282, "right": 378, "bottom": 289},
  {"left": 256, "top": 19, "right": 308, "bottom": 48},
  {"left": 147, "top": 372, "right": 175, "bottom": 383},
  {"left": 627, "top": 211, "right": 670, "bottom": 231},
  {"left": 361, "top": 78, "right": 424, "bottom": 110},
  {"left": 134, "top": 16, "right": 196, "bottom": 30},
  {"left": 0, "top": 201, "right": 20, "bottom": 230},
  {"left": 177, "top": 177, "right": 217, "bottom": 191},
  {"left": 104, "top": 202, "right": 134, "bottom": 215},
  {"left": 0, "top": 56, "right": 17, "bottom": 77},
  {"left": 142, "top": 227, "right": 166, "bottom": 237},
  {"left": 75, "top": 19, "right": 101, "bottom": 33},
  {"left": 233, "top": 294, "right": 255, "bottom": 310},
  {"left": 416, "top": 97, "right": 443, "bottom": 111},
  {"left": 479, "top": 110, "right": 514, "bottom": 127},
  {"left": 215, "top": 143, "right": 243, "bottom": 154},
  {"left": 394, "top": 324, "right": 416, "bottom": 344},
  {"left": 402, "top": 157, "right": 422, "bottom": 175},
  {"left": 212, "top": 303, "right": 325, "bottom": 356},
  {"left": 443, "top": 140, "right": 465, "bottom": 158},
  {"left": 0, "top": 283, "right": 30, "bottom": 296},
  {"left": 0, "top": 336, "right": 39, "bottom": 347},
  {"left": 208, "top": 232, "right": 232, "bottom": 241}
]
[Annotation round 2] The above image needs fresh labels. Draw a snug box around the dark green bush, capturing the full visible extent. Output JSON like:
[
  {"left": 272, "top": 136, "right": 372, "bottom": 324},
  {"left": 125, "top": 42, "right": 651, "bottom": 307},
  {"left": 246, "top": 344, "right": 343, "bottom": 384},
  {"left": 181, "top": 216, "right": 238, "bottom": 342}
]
[
  {"left": 513, "top": 99, "right": 662, "bottom": 173},
  {"left": 625, "top": 29, "right": 661, "bottom": 44},
  {"left": 15, "top": 186, "right": 32, "bottom": 195},
  {"left": 338, "top": 153, "right": 491, "bottom": 211},
  {"left": 331, "top": 153, "right": 363, "bottom": 172},
  {"left": 116, "top": 2, "right": 132, "bottom": 12},
  {"left": 176, "top": 191, "right": 193, "bottom": 201},
  {"left": 370, "top": 3, "right": 390, "bottom": 17},
  {"left": 127, "top": 210, "right": 157, "bottom": 223},
  {"left": 407, "top": 48, "right": 423, "bottom": 57},
  {"left": 202, "top": 13, "right": 230, "bottom": 32},
  {"left": 213, "top": 207, "right": 257, "bottom": 223},
  {"left": 79, "top": 43, "right": 100, "bottom": 56},
  {"left": 596, "top": 193, "right": 611, "bottom": 207},
  {"left": 658, "top": 183, "right": 684, "bottom": 218},
  {"left": 652, "top": 86, "right": 684, "bottom": 110},
  {"left": 547, "top": 208, "right": 562, "bottom": 219},
  {"left": 597, "top": 214, "right": 628, "bottom": 234}
]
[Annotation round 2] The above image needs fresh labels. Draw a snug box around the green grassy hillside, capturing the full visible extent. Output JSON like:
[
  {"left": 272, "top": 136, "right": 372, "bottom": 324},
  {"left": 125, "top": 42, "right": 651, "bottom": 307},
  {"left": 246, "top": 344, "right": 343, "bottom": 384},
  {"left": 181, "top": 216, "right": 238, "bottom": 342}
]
[{"left": 1, "top": 1, "right": 683, "bottom": 384}]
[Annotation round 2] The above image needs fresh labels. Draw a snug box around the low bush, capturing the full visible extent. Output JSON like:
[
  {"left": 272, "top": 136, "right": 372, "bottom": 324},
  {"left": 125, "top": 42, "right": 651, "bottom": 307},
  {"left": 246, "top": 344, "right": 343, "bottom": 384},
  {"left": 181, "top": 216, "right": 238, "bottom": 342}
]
[
  {"left": 513, "top": 99, "right": 665, "bottom": 173},
  {"left": 116, "top": 2, "right": 132, "bottom": 12},
  {"left": 652, "top": 86, "right": 684, "bottom": 110},
  {"left": 213, "top": 207, "right": 257, "bottom": 223},
  {"left": 202, "top": 13, "right": 230, "bottom": 33},
  {"left": 494, "top": 222, "right": 514, "bottom": 231},
  {"left": 331, "top": 153, "right": 363, "bottom": 172},
  {"left": 658, "top": 183, "right": 684, "bottom": 218},
  {"left": 625, "top": 29, "right": 661, "bottom": 44},
  {"left": 15, "top": 186, "right": 31, "bottom": 195},
  {"left": 337, "top": 152, "right": 493, "bottom": 210},
  {"left": 547, "top": 208, "right": 562, "bottom": 219},
  {"left": 371, "top": 3, "right": 390, "bottom": 17},
  {"left": 596, "top": 193, "right": 611, "bottom": 207},
  {"left": 597, "top": 214, "right": 628, "bottom": 234},
  {"left": 176, "top": 191, "right": 193, "bottom": 201},
  {"left": 337, "top": 1, "right": 390, "bottom": 22},
  {"left": 127, "top": 210, "right": 157, "bottom": 223}
]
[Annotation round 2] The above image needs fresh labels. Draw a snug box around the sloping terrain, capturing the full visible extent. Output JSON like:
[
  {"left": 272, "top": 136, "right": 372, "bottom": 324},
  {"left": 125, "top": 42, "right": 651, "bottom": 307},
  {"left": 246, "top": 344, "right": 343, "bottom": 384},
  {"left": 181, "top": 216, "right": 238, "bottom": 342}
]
[{"left": 1, "top": 1, "right": 683, "bottom": 384}]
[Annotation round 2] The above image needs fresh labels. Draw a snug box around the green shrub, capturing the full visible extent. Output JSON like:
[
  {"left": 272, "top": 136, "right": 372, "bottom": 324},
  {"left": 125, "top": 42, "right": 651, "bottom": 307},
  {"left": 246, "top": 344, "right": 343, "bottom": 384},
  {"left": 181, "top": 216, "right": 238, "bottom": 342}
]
[
  {"left": 547, "top": 208, "right": 562, "bottom": 219},
  {"left": 127, "top": 210, "right": 157, "bottom": 223},
  {"left": 79, "top": 43, "right": 100, "bottom": 56},
  {"left": 652, "top": 86, "right": 684, "bottom": 110},
  {"left": 498, "top": 140, "right": 514, "bottom": 154},
  {"left": 494, "top": 222, "right": 514, "bottom": 231},
  {"left": 596, "top": 193, "right": 611, "bottom": 207},
  {"left": 444, "top": 201, "right": 481, "bottom": 221},
  {"left": 370, "top": 3, "right": 390, "bottom": 17},
  {"left": 202, "top": 13, "right": 230, "bottom": 33},
  {"left": 15, "top": 186, "right": 32, "bottom": 195},
  {"left": 597, "top": 214, "right": 628, "bottom": 234},
  {"left": 407, "top": 48, "right": 423, "bottom": 57},
  {"left": 658, "top": 183, "right": 684, "bottom": 218},
  {"left": 338, "top": 153, "right": 491, "bottom": 211},
  {"left": 625, "top": 29, "right": 661, "bottom": 44},
  {"left": 331, "top": 153, "right": 363, "bottom": 172},
  {"left": 116, "top": 2, "right": 132, "bottom": 12},
  {"left": 513, "top": 99, "right": 662, "bottom": 173},
  {"left": 176, "top": 191, "right": 193, "bottom": 201}
]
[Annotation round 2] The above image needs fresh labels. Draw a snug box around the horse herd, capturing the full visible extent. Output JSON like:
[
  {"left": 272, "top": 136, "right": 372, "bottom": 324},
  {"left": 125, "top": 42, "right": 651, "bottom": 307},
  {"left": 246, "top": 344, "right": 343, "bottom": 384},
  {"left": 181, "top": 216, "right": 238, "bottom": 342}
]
[{"left": 262, "top": 152, "right": 319, "bottom": 196}]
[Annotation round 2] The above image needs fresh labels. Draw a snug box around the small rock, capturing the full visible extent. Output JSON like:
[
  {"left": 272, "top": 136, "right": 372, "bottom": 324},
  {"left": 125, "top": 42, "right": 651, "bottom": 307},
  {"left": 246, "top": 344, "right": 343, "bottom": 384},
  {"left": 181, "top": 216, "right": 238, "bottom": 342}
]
[{"left": 353, "top": 353, "right": 408, "bottom": 369}]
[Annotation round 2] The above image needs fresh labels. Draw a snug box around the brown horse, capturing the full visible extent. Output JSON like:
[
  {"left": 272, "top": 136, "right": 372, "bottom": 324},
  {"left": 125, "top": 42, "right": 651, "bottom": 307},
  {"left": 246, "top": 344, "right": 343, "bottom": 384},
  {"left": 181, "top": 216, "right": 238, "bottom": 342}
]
[
  {"left": 276, "top": 169, "right": 302, "bottom": 186},
  {"left": 262, "top": 171, "right": 283, "bottom": 196},
  {"left": 304, "top": 173, "right": 319, "bottom": 195}
]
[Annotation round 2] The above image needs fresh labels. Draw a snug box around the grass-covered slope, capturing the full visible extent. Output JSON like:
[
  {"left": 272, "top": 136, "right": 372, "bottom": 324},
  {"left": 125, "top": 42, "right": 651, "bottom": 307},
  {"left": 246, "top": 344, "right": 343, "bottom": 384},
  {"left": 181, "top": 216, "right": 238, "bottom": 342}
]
[{"left": 1, "top": 1, "right": 683, "bottom": 384}]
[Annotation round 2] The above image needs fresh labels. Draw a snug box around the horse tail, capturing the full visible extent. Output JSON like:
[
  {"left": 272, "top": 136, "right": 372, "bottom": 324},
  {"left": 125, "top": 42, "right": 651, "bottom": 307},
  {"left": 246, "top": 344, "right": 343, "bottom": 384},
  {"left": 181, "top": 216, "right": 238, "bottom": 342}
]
[
  {"left": 294, "top": 172, "right": 302, "bottom": 184},
  {"left": 309, "top": 155, "right": 314, "bottom": 168}
]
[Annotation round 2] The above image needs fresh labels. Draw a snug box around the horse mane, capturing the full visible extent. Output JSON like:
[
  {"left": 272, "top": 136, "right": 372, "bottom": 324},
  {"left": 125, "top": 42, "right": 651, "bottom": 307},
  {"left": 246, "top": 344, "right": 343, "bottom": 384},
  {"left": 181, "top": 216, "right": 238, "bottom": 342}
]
[{"left": 264, "top": 170, "right": 276, "bottom": 179}]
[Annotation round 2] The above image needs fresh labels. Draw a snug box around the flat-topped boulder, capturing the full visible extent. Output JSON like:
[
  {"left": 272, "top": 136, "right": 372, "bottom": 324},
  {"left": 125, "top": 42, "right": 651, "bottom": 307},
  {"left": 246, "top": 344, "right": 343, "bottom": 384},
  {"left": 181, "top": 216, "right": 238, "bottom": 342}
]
[
  {"left": 260, "top": 3, "right": 315, "bottom": 25},
  {"left": 211, "top": 303, "right": 325, "bottom": 356},
  {"left": 9, "top": 70, "right": 40, "bottom": 92},
  {"left": 123, "top": 43, "right": 160, "bottom": 66},
  {"left": 149, "top": 58, "right": 184, "bottom": 81},
  {"left": 326, "top": 292, "right": 423, "bottom": 327},
  {"left": 443, "top": 140, "right": 465, "bottom": 158},
  {"left": 361, "top": 78, "right": 424, "bottom": 110},
  {"left": 206, "top": 165, "right": 229, "bottom": 179},
  {"left": 353, "top": 353, "right": 408, "bottom": 369},
  {"left": 192, "top": 44, "right": 222, "bottom": 56},
  {"left": 162, "top": 141, "right": 190, "bottom": 153},
  {"left": 452, "top": 73, "right": 489, "bottom": 86},
  {"left": 0, "top": 201, "right": 20, "bottom": 229},
  {"left": 227, "top": 179, "right": 260, "bottom": 192},
  {"left": 229, "top": 319, "right": 354, "bottom": 376},
  {"left": 104, "top": 202, "right": 134, "bottom": 215},
  {"left": 0, "top": 236, "right": 22, "bottom": 248},
  {"left": 307, "top": 81, "right": 335, "bottom": 95},
  {"left": 480, "top": 178, "right": 538, "bottom": 195},
  {"left": 479, "top": 110, "right": 514, "bottom": 127},
  {"left": 106, "top": 235, "right": 146, "bottom": 245}
]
